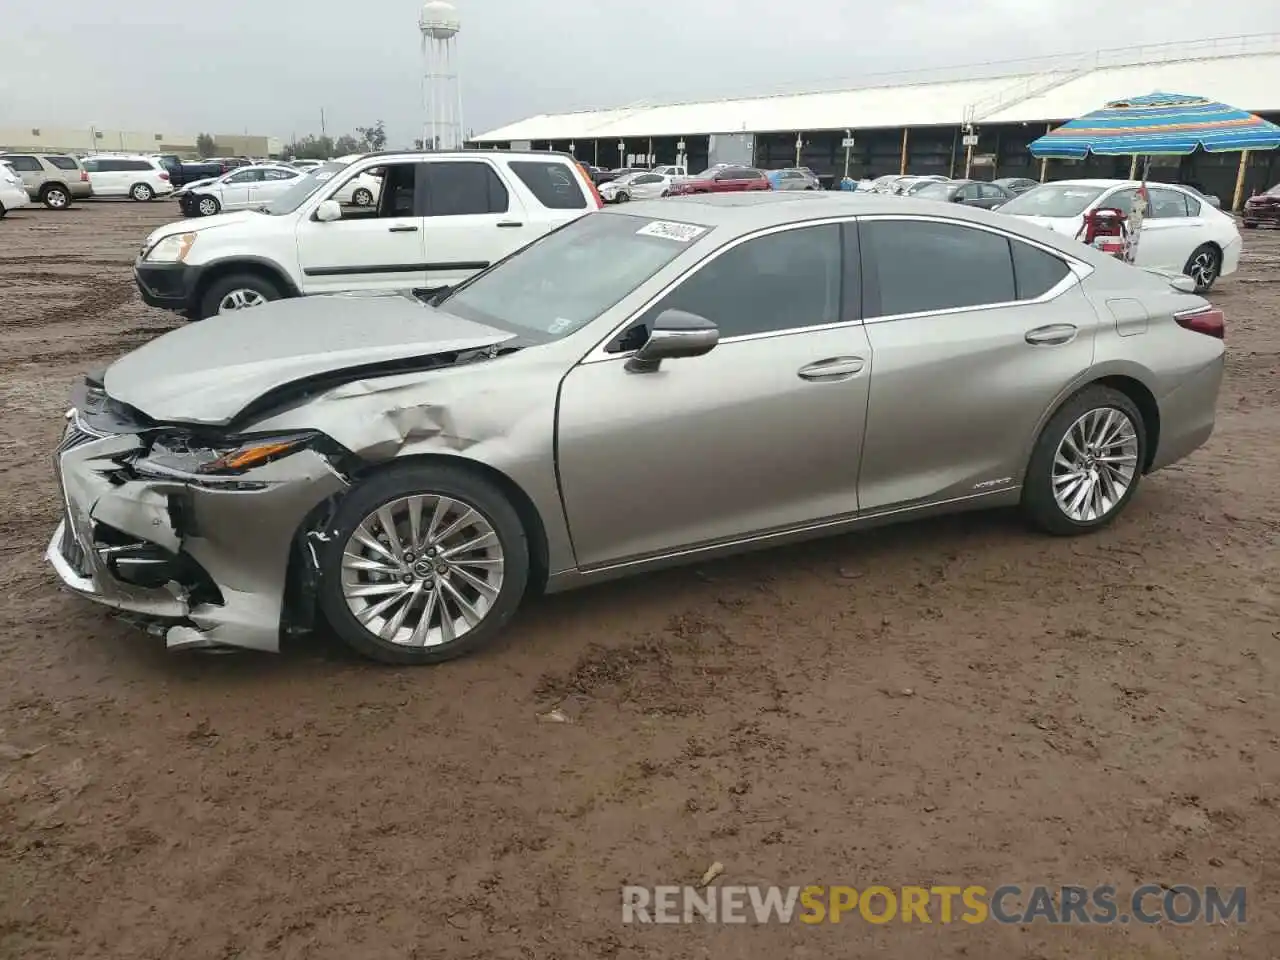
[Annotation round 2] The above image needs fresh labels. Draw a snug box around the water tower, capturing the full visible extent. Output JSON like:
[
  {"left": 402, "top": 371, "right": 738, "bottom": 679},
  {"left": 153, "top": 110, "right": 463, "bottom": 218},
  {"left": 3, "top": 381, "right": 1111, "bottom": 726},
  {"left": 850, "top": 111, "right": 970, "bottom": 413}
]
[{"left": 419, "top": 0, "right": 463, "bottom": 151}]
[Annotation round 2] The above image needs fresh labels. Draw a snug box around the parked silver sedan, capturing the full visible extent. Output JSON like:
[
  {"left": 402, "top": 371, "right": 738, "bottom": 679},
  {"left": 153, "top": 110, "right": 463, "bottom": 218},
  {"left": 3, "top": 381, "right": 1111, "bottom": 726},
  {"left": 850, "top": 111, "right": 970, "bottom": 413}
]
[{"left": 48, "top": 192, "right": 1225, "bottom": 664}]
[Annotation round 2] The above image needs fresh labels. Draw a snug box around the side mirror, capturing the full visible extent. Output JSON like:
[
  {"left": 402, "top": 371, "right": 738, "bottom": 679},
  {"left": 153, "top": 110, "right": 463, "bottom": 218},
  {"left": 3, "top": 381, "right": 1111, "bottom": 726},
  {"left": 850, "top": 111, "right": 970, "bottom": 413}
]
[
  {"left": 314, "top": 199, "right": 342, "bottom": 222},
  {"left": 625, "top": 309, "right": 719, "bottom": 374}
]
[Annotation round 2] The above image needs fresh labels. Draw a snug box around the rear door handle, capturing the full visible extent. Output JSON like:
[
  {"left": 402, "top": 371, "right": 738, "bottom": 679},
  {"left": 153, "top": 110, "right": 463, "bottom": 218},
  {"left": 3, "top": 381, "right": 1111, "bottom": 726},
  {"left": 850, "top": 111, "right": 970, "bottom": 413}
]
[
  {"left": 497, "top": 221, "right": 524, "bottom": 228},
  {"left": 797, "top": 356, "right": 865, "bottom": 381},
  {"left": 1025, "top": 323, "right": 1078, "bottom": 346},
  {"left": 388, "top": 225, "right": 419, "bottom": 233}
]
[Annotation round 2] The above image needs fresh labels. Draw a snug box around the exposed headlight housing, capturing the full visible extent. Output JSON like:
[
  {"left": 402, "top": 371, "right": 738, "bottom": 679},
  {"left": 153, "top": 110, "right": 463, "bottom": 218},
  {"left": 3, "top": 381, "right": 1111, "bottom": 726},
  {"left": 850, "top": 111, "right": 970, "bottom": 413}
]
[
  {"left": 135, "top": 431, "right": 323, "bottom": 479},
  {"left": 145, "top": 232, "right": 198, "bottom": 263}
]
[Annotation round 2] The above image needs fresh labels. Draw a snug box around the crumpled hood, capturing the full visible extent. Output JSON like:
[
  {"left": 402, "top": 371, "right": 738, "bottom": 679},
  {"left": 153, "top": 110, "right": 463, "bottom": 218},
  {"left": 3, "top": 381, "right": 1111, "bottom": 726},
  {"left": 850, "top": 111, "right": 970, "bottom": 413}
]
[{"left": 104, "top": 293, "right": 514, "bottom": 426}]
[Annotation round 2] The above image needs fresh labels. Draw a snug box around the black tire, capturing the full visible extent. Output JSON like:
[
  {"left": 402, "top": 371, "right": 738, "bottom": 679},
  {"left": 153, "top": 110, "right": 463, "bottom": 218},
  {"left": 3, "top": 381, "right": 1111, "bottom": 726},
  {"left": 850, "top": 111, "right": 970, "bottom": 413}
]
[
  {"left": 1243, "top": 221, "right": 1258, "bottom": 229},
  {"left": 195, "top": 194, "right": 221, "bottom": 217},
  {"left": 318, "top": 463, "right": 530, "bottom": 665},
  {"left": 1022, "top": 385, "right": 1147, "bottom": 536},
  {"left": 196, "top": 272, "right": 281, "bottom": 319},
  {"left": 1183, "top": 243, "right": 1222, "bottom": 293},
  {"left": 617, "top": 191, "right": 630, "bottom": 203},
  {"left": 352, "top": 187, "right": 374, "bottom": 206},
  {"left": 41, "top": 185, "right": 71, "bottom": 210},
  {"left": 130, "top": 182, "right": 155, "bottom": 201},
  {"left": 660, "top": 189, "right": 670, "bottom": 198}
]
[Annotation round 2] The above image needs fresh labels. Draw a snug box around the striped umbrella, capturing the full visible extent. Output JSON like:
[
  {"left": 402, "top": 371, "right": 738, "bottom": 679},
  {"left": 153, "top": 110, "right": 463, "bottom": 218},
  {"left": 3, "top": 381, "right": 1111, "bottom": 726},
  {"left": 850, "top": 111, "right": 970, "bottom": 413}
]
[{"left": 1029, "top": 92, "right": 1280, "bottom": 159}]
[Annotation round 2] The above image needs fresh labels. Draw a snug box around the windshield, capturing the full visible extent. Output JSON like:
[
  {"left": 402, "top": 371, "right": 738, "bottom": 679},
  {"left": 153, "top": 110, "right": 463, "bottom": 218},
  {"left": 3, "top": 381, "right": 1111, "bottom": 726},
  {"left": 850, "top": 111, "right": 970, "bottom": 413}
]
[
  {"left": 1000, "top": 183, "right": 1106, "bottom": 217},
  {"left": 914, "top": 182, "right": 954, "bottom": 200},
  {"left": 263, "top": 161, "right": 348, "bottom": 215},
  {"left": 440, "top": 212, "right": 711, "bottom": 339}
]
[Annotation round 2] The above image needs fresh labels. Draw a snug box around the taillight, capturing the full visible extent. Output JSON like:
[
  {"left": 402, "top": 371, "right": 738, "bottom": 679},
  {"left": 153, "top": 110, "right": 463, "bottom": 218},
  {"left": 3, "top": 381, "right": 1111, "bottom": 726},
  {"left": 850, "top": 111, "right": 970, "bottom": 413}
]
[
  {"left": 159, "top": 171, "right": 170, "bottom": 180},
  {"left": 80, "top": 170, "right": 89, "bottom": 181},
  {"left": 1175, "top": 305, "right": 1225, "bottom": 340}
]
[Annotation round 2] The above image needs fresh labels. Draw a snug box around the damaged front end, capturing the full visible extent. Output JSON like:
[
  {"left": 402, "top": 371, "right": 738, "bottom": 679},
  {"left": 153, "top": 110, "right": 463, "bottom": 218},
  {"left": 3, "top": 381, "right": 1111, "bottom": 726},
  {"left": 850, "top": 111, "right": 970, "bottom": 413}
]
[{"left": 47, "top": 375, "right": 350, "bottom": 652}]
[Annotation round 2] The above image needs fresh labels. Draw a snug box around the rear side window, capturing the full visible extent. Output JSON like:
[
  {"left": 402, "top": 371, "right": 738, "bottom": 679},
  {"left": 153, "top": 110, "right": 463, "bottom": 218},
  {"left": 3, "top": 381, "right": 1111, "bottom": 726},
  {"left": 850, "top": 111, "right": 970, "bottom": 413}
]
[
  {"left": 1011, "top": 240, "right": 1071, "bottom": 300},
  {"left": 424, "top": 161, "right": 509, "bottom": 216},
  {"left": 122, "top": 159, "right": 153, "bottom": 171},
  {"left": 4, "top": 156, "right": 41, "bottom": 172},
  {"left": 862, "top": 220, "right": 1016, "bottom": 317},
  {"left": 508, "top": 160, "right": 587, "bottom": 210},
  {"left": 46, "top": 156, "right": 79, "bottom": 171}
]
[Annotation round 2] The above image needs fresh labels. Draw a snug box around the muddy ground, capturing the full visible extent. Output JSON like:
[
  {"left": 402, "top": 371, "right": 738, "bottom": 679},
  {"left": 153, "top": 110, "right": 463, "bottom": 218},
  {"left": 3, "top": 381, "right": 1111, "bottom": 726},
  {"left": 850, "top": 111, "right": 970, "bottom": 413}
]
[{"left": 0, "top": 200, "right": 1277, "bottom": 960}]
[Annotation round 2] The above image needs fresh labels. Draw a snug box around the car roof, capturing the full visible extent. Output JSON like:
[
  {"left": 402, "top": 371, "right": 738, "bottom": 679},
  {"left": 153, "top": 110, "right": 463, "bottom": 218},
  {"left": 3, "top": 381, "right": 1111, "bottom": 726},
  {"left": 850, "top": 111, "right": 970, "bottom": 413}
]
[{"left": 1038, "top": 178, "right": 1196, "bottom": 193}]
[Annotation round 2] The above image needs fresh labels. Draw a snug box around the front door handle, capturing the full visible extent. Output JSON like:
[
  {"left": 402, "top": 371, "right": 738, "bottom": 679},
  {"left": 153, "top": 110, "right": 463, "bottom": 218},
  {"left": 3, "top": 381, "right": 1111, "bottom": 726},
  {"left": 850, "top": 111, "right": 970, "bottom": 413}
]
[
  {"left": 497, "top": 221, "right": 524, "bottom": 228},
  {"left": 797, "top": 356, "right": 865, "bottom": 381},
  {"left": 388, "top": 225, "right": 419, "bottom": 233},
  {"left": 1025, "top": 323, "right": 1078, "bottom": 346}
]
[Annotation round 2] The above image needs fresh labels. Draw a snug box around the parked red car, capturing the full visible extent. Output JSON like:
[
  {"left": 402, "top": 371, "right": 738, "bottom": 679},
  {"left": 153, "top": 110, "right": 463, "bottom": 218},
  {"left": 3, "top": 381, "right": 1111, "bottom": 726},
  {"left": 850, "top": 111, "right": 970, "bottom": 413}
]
[
  {"left": 1243, "top": 184, "right": 1280, "bottom": 228},
  {"left": 668, "top": 165, "right": 771, "bottom": 196}
]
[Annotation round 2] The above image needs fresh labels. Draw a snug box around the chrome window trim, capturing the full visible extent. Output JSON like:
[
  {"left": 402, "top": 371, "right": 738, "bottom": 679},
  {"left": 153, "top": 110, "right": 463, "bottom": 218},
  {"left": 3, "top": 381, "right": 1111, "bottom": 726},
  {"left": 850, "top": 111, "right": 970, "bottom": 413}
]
[
  {"left": 580, "top": 215, "right": 858, "bottom": 364},
  {"left": 580, "top": 212, "right": 1093, "bottom": 363}
]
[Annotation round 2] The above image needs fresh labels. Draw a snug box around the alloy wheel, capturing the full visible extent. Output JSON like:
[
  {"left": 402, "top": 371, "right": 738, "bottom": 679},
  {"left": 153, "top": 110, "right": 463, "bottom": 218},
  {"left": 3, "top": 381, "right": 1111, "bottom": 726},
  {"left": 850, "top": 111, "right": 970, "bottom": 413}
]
[
  {"left": 217, "top": 288, "right": 267, "bottom": 312},
  {"left": 340, "top": 494, "right": 505, "bottom": 647},
  {"left": 45, "top": 188, "right": 68, "bottom": 208},
  {"left": 198, "top": 197, "right": 218, "bottom": 216},
  {"left": 1051, "top": 407, "right": 1140, "bottom": 523},
  {"left": 133, "top": 184, "right": 154, "bottom": 201},
  {"left": 1187, "top": 249, "right": 1218, "bottom": 288}
]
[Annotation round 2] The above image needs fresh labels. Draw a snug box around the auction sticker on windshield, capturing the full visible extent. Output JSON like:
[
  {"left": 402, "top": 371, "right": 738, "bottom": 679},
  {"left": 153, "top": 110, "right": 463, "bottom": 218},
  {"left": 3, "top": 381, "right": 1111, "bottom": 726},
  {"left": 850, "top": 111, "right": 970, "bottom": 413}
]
[{"left": 636, "top": 220, "right": 708, "bottom": 243}]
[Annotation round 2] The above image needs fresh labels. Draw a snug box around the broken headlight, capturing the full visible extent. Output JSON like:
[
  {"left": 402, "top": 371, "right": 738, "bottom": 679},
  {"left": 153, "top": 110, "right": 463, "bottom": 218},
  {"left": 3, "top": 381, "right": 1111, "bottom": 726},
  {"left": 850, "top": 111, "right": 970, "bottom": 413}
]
[{"left": 135, "top": 431, "right": 323, "bottom": 478}]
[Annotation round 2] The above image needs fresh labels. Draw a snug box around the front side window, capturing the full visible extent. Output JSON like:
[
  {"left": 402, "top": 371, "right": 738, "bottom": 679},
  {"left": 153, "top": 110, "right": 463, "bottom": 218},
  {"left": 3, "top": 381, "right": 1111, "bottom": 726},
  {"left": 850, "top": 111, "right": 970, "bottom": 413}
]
[
  {"left": 979, "top": 183, "right": 1006, "bottom": 200},
  {"left": 639, "top": 224, "right": 842, "bottom": 339},
  {"left": 424, "top": 161, "right": 509, "bottom": 216},
  {"left": 862, "top": 219, "right": 1015, "bottom": 317}
]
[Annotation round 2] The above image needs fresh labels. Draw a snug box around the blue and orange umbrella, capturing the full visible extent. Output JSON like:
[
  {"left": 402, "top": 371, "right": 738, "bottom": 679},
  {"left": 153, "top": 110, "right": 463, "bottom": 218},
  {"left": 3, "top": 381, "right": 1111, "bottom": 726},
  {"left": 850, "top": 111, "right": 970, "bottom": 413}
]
[{"left": 1029, "top": 91, "right": 1280, "bottom": 159}]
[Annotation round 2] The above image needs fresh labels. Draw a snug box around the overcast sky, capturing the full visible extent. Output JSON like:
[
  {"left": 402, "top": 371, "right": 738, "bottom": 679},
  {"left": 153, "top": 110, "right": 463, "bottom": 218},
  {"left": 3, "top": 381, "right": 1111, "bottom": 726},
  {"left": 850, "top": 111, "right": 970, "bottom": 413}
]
[{"left": 3, "top": 0, "right": 1279, "bottom": 144}]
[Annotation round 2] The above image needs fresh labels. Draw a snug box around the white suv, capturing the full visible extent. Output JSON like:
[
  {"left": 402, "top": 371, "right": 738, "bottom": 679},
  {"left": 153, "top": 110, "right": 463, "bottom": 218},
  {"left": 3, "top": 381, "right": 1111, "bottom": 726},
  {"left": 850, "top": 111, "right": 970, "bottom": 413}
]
[
  {"left": 134, "top": 150, "right": 603, "bottom": 319},
  {"left": 82, "top": 154, "right": 174, "bottom": 201}
]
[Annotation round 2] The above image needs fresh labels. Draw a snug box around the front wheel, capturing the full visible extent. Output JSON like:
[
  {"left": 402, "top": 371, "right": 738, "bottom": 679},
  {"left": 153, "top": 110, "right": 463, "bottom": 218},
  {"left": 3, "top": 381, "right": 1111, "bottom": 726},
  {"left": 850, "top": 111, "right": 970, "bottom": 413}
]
[
  {"left": 1184, "top": 244, "right": 1221, "bottom": 292},
  {"left": 197, "top": 272, "right": 280, "bottom": 319},
  {"left": 318, "top": 464, "right": 530, "bottom": 664},
  {"left": 1021, "top": 386, "right": 1146, "bottom": 536}
]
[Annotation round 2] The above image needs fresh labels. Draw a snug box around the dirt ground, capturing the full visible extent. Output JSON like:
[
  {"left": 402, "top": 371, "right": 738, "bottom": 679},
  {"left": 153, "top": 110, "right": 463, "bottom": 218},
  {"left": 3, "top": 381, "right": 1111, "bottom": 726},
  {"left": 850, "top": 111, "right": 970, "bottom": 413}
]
[{"left": 0, "top": 199, "right": 1277, "bottom": 960}]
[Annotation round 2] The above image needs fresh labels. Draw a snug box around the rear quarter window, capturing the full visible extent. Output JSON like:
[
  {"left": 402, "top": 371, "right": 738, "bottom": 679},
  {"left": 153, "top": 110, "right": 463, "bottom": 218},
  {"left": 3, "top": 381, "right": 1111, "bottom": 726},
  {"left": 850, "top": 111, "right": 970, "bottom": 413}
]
[
  {"left": 46, "top": 156, "right": 79, "bottom": 171},
  {"left": 508, "top": 160, "right": 588, "bottom": 210}
]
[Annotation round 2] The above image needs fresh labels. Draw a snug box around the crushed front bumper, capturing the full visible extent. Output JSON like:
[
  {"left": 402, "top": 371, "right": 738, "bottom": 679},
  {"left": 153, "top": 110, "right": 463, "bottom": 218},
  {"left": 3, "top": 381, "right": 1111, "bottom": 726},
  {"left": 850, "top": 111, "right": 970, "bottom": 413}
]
[{"left": 47, "top": 410, "right": 348, "bottom": 652}]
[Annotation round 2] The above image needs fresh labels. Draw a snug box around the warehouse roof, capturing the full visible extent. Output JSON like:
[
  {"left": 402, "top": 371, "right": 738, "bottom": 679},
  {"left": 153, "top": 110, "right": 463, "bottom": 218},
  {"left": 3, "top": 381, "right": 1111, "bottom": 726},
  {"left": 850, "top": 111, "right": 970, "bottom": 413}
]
[{"left": 473, "top": 40, "right": 1280, "bottom": 142}]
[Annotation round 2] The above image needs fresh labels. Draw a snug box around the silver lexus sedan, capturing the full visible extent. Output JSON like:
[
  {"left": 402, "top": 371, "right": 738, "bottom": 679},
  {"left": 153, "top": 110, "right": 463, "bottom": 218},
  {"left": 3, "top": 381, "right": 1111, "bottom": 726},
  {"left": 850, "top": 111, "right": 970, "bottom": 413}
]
[{"left": 48, "top": 192, "right": 1226, "bottom": 664}]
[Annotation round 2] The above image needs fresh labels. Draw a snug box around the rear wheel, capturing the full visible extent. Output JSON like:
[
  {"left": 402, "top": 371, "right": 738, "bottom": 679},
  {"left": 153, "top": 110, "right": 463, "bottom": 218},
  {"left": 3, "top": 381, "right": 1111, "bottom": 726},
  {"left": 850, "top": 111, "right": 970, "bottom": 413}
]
[
  {"left": 41, "top": 185, "right": 70, "bottom": 210},
  {"left": 616, "top": 191, "right": 630, "bottom": 202},
  {"left": 197, "top": 272, "right": 280, "bottom": 319},
  {"left": 352, "top": 187, "right": 374, "bottom": 206},
  {"left": 318, "top": 464, "right": 529, "bottom": 665},
  {"left": 130, "top": 182, "right": 155, "bottom": 201},
  {"left": 1184, "top": 244, "right": 1221, "bottom": 293},
  {"left": 1243, "top": 221, "right": 1258, "bottom": 229},
  {"left": 1021, "top": 386, "right": 1146, "bottom": 536}
]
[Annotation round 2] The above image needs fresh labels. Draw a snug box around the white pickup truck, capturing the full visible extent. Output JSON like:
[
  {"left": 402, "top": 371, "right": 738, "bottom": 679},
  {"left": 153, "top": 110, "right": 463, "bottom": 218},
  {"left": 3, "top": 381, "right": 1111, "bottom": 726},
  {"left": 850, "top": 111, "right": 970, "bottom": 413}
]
[{"left": 134, "top": 150, "right": 602, "bottom": 319}]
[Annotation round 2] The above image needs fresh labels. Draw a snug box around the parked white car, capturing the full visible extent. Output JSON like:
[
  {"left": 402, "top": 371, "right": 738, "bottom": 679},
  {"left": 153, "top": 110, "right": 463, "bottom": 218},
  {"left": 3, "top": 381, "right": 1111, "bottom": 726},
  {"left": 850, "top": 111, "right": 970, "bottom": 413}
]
[
  {"left": 652, "top": 164, "right": 687, "bottom": 178},
  {"left": 599, "top": 171, "right": 674, "bottom": 203},
  {"left": 133, "top": 150, "right": 602, "bottom": 319},
  {"left": 180, "top": 164, "right": 304, "bottom": 217},
  {"left": 1000, "top": 179, "right": 1241, "bottom": 292},
  {"left": 331, "top": 154, "right": 383, "bottom": 206},
  {"left": 0, "top": 160, "right": 30, "bottom": 216},
  {"left": 81, "top": 154, "right": 174, "bottom": 201}
]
